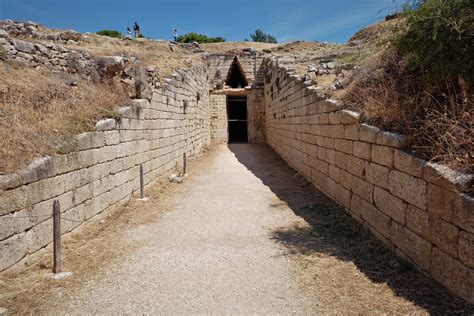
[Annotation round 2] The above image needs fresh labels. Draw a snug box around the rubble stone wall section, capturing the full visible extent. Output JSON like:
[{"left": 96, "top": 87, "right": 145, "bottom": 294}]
[
  {"left": 264, "top": 59, "right": 474, "bottom": 303},
  {"left": 0, "top": 63, "right": 210, "bottom": 272}
]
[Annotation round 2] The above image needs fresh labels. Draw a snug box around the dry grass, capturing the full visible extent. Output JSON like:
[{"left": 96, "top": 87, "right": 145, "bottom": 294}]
[
  {"left": 64, "top": 34, "right": 198, "bottom": 79},
  {"left": 272, "top": 200, "right": 474, "bottom": 314},
  {"left": 340, "top": 49, "right": 473, "bottom": 174},
  {"left": 0, "top": 60, "right": 129, "bottom": 174}
]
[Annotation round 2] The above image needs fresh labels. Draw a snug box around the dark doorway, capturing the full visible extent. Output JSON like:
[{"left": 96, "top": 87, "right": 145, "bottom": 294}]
[
  {"left": 227, "top": 96, "right": 248, "bottom": 143},
  {"left": 226, "top": 57, "right": 248, "bottom": 88}
]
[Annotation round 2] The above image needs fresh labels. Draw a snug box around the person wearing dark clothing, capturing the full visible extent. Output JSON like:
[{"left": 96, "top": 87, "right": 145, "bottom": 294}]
[{"left": 133, "top": 22, "right": 140, "bottom": 38}]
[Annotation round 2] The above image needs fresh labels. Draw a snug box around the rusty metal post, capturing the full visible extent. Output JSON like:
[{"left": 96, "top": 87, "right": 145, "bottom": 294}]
[
  {"left": 140, "top": 164, "right": 144, "bottom": 199},
  {"left": 53, "top": 200, "right": 61, "bottom": 274}
]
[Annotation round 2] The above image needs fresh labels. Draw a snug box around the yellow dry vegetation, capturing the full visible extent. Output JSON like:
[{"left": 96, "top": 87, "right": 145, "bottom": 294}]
[{"left": 0, "top": 61, "right": 129, "bottom": 174}]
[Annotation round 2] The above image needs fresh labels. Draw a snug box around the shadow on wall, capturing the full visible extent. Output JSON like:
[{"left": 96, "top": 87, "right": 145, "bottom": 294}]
[{"left": 227, "top": 143, "right": 474, "bottom": 313}]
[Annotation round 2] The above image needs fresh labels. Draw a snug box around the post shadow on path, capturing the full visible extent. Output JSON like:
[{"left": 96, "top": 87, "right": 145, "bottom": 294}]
[{"left": 228, "top": 143, "right": 474, "bottom": 314}]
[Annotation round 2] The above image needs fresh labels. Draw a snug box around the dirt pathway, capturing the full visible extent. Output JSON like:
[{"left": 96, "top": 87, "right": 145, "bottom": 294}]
[
  {"left": 49, "top": 144, "right": 316, "bottom": 314},
  {"left": 4, "top": 144, "right": 472, "bottom": 314}
]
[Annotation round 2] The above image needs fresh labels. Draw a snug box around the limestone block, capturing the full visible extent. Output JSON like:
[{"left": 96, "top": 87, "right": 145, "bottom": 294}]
[
  {"left": 0, "top": 209, "right": 31, "bottom": 241},
  {"left": 344, "top": 124, "right": 359, "bottom": 141},
  {"left": 0, "top": 185, "right": 30, "bottom": 216},
  {"left": 426, "top": 183, "right": 458, "bottom": 222},
  {"left": 328, "top": 165, "right": 341, "bottom": 183},
  {"left": 388, "top": 170, "right": 426, "bottom": 210},
  {"left": 394, "top": 150, "right": 424, "bottom": 178},
  {"left": 0, "top": 174, "right": 22, "bottom": 191},
  {"left": 104, "top": 131, "right": 120, "bottom": 145},
  {"left": 431, "top": 247, "right": 474, "bottom": 303},
  {"left": 459, "top": 231, "right": 474, "bottom": 269},
  {"left": 25, "top": 218, "right": 53, "bottom": 254},
  {"left": 358, "top": 124, "right": 379, "bottom": 143},
  {"left": 334, "top": 151, "right": 349, "bottom": 170},
  {"left": 452, "top": 194, "right": 474, "bottom": 234},
  {"left": 340, "top": 170, "right": 353, "bottom": 190},
  {"left": 390, "top": 221, "right": 432, "bottom": 271},
  {"left": 365, "top": 163, "right": 389, "bottom": 189},
  {"left": 351, "top": 176, "right": 374, "bottom": 203},
  {"left": 371, "top": 145, "right": 394, "bottom": 168},
  {"left": 75, "top": 132, "right": 106, "bottom": 151},
  {"left": 346, "top": 156, "right": 368, "bottom": 178},
  {"left": 358, "top": 196, "right": 391, "bottom": 238},
  {"left": 0, "top": 233, "right": 28, "bottom": 271},
  {"left": 353, "top": 141, "right": 371, "bottom": 161},
  {"left": 334, "top": 183, "right": 351, "bottom": 208},
  {"left": 334, "top": 139, "right": 353, "bottom": 154},
  {"left": 423, "top": 162, "right": 473, "bottom": 193},
  {"left": 374, "top": 187, "right": 407, "bottom": 224},
  {"left": 95, "top": 118, "right": 117, "bottom": 131},
  {"left": 376, "top": 131, "right": 406, "bottom": 148}
]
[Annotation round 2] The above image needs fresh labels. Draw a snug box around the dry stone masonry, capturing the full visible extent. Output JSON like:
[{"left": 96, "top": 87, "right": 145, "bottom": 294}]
[
  {"left": 263, "top": 57, "right": 473, "bottom": 303},
  {"left": 0, "top": 25, "right": 473, "bottom": 303},
  {"left": 0, "top": 62, "right": 210, "bottom": 272}
]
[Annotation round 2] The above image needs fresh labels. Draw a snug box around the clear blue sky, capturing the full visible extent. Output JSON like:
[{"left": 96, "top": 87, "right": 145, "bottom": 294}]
[{"left": 0, "top": 0, "right": 401, "bottom": 43}]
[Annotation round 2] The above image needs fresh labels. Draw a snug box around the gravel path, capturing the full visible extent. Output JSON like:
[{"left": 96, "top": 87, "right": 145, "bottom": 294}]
[{"left": 55, "top": 144, "right": 316, "bottom": 314}]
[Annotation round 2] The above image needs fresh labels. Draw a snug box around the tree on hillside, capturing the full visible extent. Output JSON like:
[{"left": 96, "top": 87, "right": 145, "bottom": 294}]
[
  {"left": 177, "top": 32, "right": 225, "bottom": 44},
  {"left": 250, "top": 29, "right": 278, "bottom": 43}
]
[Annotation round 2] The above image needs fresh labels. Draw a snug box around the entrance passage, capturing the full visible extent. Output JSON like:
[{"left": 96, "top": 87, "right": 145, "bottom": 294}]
[{"left": 227, "top": 95, "right": 248, "bottom": 143}]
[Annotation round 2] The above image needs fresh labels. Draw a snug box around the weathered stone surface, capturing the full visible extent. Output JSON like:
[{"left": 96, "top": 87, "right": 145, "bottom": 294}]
[
  {"left": 12, "top": 39, "right": 35, "bottom": 53},
  {"left": 431, "top": 247, "right": 474, "bottom": 303},
  {"left": 359, "top": 197, "right": 391, "bottom": 238},
  {"left": 424, "top": 162, "right": 474, "bottom": 193},
  {"left": 388, "top": 170, "right": 426, "bottom": 210},
  {"left": 0, "top": 233, "right": 28, "bottom": 271},
  {"left": 334, "top": 139, "right": 353, "bottom": 154},
  {"left": 390, "top": 221, "right": 432, "bottom": 271},
  {"left": 358, "top": 124, "right": 379, "bottom": 143},
  {"left": 394, "top": 150, "right": 424, "bottom": 178},
  {"left": 95, "top": 118, "right": 117, "bottom": 131},
  {"left": 376, "top": 131, "right": 406, "bottom": 148},
  {"left": 452, "top": 194, "right": 474, "bottom": 234},
  {"left": 0, "top": 29, "right": 9, "bottom": 38},
  {"left": 426, "top": 183, "right": 457, "bottom": 222},
  {"left": 351, "top": 176, "right": 374, "bottom": 203},
  {"left": 374, "top": 187, "right": 406, "bottom": 224},
  {"left": 353, "top": 141, "right": 371, "bottom": 160},
  {"left": 366, "top": 163, "right": 389, "bottom": 189},
  {"left": 0, "top": 209, "right": 31, "bottom": 241},
  {"left": 371, "top": 145, "right": 394, "bottom": 168},
  {"left": 459, "top": 231, "right": 474, "bottom": 269},
  {"left": 346, "top": 156, "right": 368, "bottom": 178}
]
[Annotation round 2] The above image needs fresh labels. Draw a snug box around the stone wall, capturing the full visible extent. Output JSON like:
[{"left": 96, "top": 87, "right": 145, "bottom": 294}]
[
  {"left": 247, "top": 87, "right": 266, "bottom": 143},
  {"left": 263, "top": 58, "right": 474, "bottom": 303},
  {"left": 210, "top": 94, "right": 228, "bottom": 143},
  {"left": 0, "top": 63, "right": 210, "bottom": 272}
]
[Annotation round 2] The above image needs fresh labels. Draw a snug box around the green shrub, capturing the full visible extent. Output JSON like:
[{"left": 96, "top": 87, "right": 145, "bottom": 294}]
[
  {"left": 395, "top": 0, "right": 474, "bottom": 86},
  {"left": 176, "top": 32, "right": 225, "bottom": 44},
  {"left": 96, "top": 29, "right": 122, "bottom": 39},
  {"left": 137, "top": 33, "right": 145, "bottom": 38},
  {"left": 250, "top": 29, "right": 278, "bottom": 43}
]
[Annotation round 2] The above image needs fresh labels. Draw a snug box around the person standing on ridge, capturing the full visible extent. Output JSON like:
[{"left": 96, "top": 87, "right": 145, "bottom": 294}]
[
  {"left": 173, "top": 29, "right": 178, "bottom": 42},
  {"left": 133, "top": 22, "right": 140, "bottom": 38}
]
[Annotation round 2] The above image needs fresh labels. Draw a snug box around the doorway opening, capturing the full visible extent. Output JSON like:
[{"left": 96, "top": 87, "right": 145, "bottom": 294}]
[{"left": 227, "top": 95, "right": 248, "bottom": 143}]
